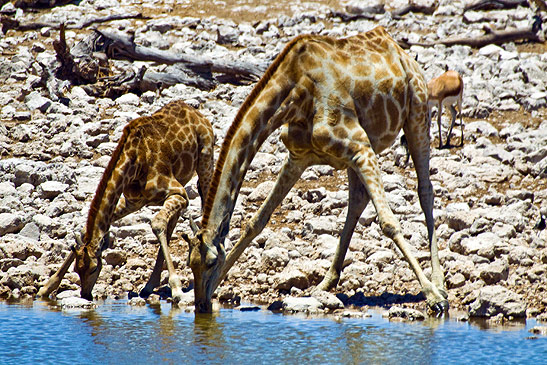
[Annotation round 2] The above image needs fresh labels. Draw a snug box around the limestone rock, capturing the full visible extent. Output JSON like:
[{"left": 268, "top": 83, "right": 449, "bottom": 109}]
[
  {"left": 385, "top": 306, "right": 426, "bottom": 321},
  {"left": 273, "top": 267, "right": 309, "bottom": 291},
  {"left": 311, "top": 289, "right": 344, "bottom": 310},
  {"left": 0, "top": 213, "right": 24, "bottom": 236},
  {"left": 282, "top": 296, "right": 323, "bottom": 313},
  {"left": 61, "top": 297, "right": 96, "bottom": 309},
  {"left": 468, "top": 285, "right": 526, "bottom": 318}
]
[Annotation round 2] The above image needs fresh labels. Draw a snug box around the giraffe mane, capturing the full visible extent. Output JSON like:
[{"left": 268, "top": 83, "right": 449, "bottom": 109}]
[
  {"left": 201, "top": 34, "right": 312, "bottom": 228},
  {"left": 83, "top": 126, "right": 131, "bottom": 243}
]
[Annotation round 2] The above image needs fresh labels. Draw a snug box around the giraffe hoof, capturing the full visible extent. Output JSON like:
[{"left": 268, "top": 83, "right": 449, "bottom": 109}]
[
  {"left": 430, "top": 300, "right": 449, "bottom": 316},
  {"left": 139, "top": 288, "right": 153, "bottom": 298}
]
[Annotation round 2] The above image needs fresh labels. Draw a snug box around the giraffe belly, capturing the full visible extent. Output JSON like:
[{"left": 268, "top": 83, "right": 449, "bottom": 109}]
[{"left": 281, "top": 123, "right": 349, "bottom": 170}]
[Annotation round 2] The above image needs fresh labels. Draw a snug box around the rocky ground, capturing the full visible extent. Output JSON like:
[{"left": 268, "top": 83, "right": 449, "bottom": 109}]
[{"left": 0, "top": 0, "right": 546, "bottom": 319}]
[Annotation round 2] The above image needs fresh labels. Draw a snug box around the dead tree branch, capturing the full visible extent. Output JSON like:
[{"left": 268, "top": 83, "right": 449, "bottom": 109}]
[
  {"left": 13, "top": 0, "right": 73, "bottom": 9},
  {"left": 52, "top": 26, "right": 266, "bottom": 98},
  {"left": 93, "top": 29, "right": 266, "bottom": 82},
  {"left": 403, "top": 24, "right": 544, "bottom": 48},
  {"left": 330, "top": 2, "right": 436, "bottom": 21},
  {"left": 391, "top": 3, "right": 437, "bottom": 18},
  {"left": 464, "top": 0, "right": 529, "bottom": 12}
]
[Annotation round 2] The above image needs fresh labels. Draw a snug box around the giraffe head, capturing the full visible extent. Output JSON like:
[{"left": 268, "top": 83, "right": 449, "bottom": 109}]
[
  {"left": 72, "top": 231, "right": 110, "bottom": 301},
  {"left": 182, "top": 226, "right": 225, "bottom": 313}
]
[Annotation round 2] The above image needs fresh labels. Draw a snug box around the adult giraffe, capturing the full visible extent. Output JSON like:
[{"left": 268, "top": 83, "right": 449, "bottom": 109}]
[
  {"left": 37, "top": 100, "right": 214, "bottom": 303},
  {"left": 183, "top": 26, "right": 448, "bottom": 314}
]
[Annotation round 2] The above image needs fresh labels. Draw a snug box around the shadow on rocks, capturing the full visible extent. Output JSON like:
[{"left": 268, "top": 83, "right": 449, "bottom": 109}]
[{"left": 336, "top": 291, "right": 425, "bottom": 308}]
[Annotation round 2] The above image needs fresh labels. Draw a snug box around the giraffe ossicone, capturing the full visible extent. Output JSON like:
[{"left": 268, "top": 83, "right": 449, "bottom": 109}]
[
  {"left": 185, "top": 26, "right": 448, "bottom": 314},
  {"left": 37, "top": 100, "right": 215, "bottom": 303}
]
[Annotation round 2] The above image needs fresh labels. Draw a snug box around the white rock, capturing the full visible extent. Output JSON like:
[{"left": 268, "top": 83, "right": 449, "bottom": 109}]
[
  {"left": 24, "top": 91, "right": 51, "bottom": 113},
  {"left": 0, "top": 212, "right": 23, "bottom": 235},
  {"left": 116, "top": 93, "right": 140, "bottom": 106},
  {"left": 37, "top": 181, "right": 68, "bottom": 199},
  {"left": 468, "top": 285, "right": 526, "bottom": 318},
  {"left": 61, "top": 297, "right": 96, "bottom": 309},
  {"left": 282, "top": 296, "right": 323, "bottom": 313}
]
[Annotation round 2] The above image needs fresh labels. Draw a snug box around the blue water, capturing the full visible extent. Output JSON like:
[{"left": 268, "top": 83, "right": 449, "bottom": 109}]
[{"left": 0, "top": 300, "right": 545, "bottom": 365}]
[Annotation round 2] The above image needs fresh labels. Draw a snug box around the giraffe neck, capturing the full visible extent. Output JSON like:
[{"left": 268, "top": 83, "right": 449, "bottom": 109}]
[
  {"left": 201, "top": 36, "right": 309, "bottom": 245},
  {"left": 83, "top": 130, "right": 134, "bottom": 253}
]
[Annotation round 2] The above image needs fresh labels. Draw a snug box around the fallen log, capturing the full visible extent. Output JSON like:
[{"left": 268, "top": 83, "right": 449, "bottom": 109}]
[
  {"left": 93, "top": 29, "right": 267, "bottom": 82},
  {"left": 403, "top": 24, "right": 544, "bottom": 48},
  {"left": 53, "top": 24, "right": 102, "bottom": 85},
  {"left": 463, "top": 0, "right": 529, "bottom": 12},
  {"left": 0, "top": 13, "right": 146, "bottom": 32},
  {"left": 52, "top": 25, "right": 266, "bottom": 99},
  {"left": 13, "top": 0, "right": 72, "bottom": 9},
  {"left": 391, "top": 3, "right": 437, "bottom": 18},
  {"left": 330, "top": 1, "right": 436, "bottom": 21},
  {"left": 329, "top": 10, "right": 375, "bottom": 21},
  {"left": 81, "top": 65, "right": 216, "bottom": 98}
]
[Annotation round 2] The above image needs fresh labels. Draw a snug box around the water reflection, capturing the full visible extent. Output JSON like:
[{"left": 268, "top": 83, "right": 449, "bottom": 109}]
[{"left": 1, "top": 300, "right": 545, "bottom": 365}]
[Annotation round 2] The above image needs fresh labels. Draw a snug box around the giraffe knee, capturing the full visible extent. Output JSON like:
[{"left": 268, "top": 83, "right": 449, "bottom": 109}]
[
  {"left": 380, "top": 221, "right": 401, "bottom": 240},
  {"left": 151, "top": 216, "right": 167, "bottom": 236}
]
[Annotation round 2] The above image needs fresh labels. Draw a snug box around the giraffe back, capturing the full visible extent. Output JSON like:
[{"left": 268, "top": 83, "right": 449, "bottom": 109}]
[
  {"left": 84, "top": 100, "right": 214, "bottom": 241},
  {"left": 128, "top": 100, "right": 215, "bottom": 202},
  {"left": 291, "top": 26, "right": 429, "bottom": 154}
]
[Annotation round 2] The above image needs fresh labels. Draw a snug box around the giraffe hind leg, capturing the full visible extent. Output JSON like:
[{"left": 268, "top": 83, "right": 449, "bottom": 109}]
[
  {"left": 350, "top": 139, "right": 447, "bottom": 312},
  {"left": 403, "top": 123, "right": 448, "bottom": 307},
  {"left": 317, "top": 168, "right": 369, "bottom": 291}
]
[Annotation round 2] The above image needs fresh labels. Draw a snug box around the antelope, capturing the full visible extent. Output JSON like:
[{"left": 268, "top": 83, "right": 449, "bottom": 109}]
[{"left": 428, "top": 70, "right": 464, "bottom": 148}]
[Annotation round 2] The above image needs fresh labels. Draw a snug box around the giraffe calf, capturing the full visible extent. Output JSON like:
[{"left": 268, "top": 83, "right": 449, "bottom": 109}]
[
  {"left": 428, "top": 70, "right": 464, "bottom": 148},
  {"left": 37, "top": 100, "right": 215, "bottom": 303}
]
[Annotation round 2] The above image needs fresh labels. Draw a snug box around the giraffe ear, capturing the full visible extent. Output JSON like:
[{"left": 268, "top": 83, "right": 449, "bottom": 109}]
[
  {"left": 189, "top": 215, "right": 199, "bottom": 234},
  {"left": 181, "top": 232, "right": 200, "bottom": 248},
  {"left": 99, "top": 232, "right": 110, "bottom": 251},
  {"left": 75, "top": 233, "right": 84, "bottom": 247}
]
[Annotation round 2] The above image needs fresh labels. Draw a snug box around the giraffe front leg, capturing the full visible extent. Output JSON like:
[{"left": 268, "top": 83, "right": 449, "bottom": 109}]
[
  {"left": 139, "top": 246, "right": 165, "bottom": 298},
  {"left": 214, "top": 155, "right": 307, "bottom": 290},
  {"left": 317, "top": 168, "right": 370, "bottom": 291},
  {"left": 112, "top": 196, "right": 145, "bottom": 222},
  {"left": 150, "top": 190, "right": 187, "bottom": 304},
  {"left": 37, "top": 251, "right": 76, "bottom": 298}
]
